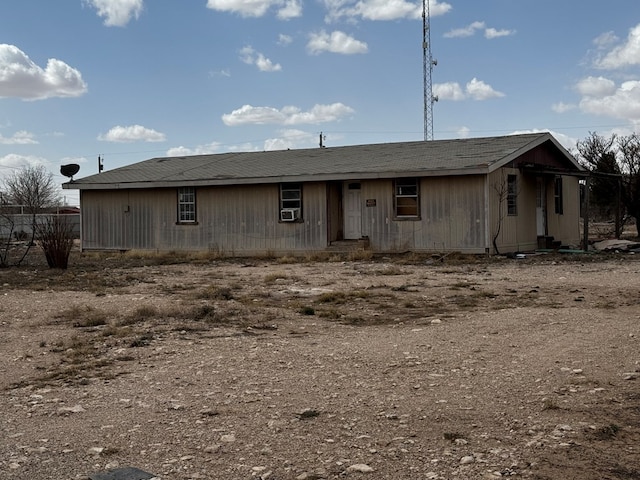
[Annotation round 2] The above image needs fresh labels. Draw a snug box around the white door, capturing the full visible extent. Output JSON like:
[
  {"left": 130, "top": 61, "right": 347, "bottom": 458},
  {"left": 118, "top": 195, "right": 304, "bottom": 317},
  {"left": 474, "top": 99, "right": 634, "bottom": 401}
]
[
  {"left": 536, "top": 177, "right": 546, "bottom": 236},
  {"left": 344, "top": 182, "right": 362, "bottom": 239}
]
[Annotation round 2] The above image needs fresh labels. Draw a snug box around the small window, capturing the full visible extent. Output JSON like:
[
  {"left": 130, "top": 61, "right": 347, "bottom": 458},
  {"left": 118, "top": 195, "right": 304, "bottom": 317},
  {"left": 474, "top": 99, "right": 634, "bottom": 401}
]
[
  {"left": 395, "top": 178, "right": 419, "bottom": 218},
  {"left": 280, "top": 183, "right": 302, "bottom": 220},
  {"left": 178, "top": 187, "right": 196, "bottom": 223},
  {"left": 554, "top": 177, "right": 563, "bottom": 214},
  {"left": 507, "top": 175, "right": 518, "bottom": 216}
]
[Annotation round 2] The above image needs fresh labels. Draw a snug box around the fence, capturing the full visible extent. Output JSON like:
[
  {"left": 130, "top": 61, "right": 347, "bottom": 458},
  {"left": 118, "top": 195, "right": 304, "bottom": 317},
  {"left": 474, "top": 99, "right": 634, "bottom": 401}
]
[{"left": 0, "top": 213, "right": 80, "bottom": 241}]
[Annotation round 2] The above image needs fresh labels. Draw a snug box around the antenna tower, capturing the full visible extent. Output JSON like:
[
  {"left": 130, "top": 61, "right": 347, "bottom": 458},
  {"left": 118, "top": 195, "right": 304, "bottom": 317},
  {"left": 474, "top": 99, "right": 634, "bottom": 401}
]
[{"left": 422, "top": 0, "right": 437, "bottom": 140}]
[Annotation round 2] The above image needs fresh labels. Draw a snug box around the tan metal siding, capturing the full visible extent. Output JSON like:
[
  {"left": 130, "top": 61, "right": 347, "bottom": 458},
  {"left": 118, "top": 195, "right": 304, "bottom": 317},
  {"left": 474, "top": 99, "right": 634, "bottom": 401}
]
[
  {"left": 488, "top": 169, "right": 581, "bottom": 253},
  {"left": 546, "top": 176, "right": 581, "bottom": 247},
  {"left": 81, "top": 184, "right": 327, "bottom": 254},
  {"left": 488, "top": 169, "right": 538, "bottom": 253},
  {"left": 360, "top": 177, "right": 487, "bottom": 253}
]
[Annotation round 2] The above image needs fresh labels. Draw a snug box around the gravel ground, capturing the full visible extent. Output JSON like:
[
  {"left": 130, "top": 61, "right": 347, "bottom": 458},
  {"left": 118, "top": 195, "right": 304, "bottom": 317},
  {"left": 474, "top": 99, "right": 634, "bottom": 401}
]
[{"left": 1, "top": 252, "right": 639, "bottom": 480}]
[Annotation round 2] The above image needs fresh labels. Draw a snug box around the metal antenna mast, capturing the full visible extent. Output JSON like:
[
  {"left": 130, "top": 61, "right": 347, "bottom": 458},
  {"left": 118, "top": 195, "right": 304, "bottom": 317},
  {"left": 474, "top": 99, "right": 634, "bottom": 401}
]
[{"left": 422, "top": 0, "right": 437, "bottom": 140}]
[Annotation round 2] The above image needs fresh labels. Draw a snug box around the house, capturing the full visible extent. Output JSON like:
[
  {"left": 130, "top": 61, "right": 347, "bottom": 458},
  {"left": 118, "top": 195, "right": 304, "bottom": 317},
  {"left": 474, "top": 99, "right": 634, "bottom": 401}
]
[{"left": 62, "top": 132, "right": 585, "bottom": 256}]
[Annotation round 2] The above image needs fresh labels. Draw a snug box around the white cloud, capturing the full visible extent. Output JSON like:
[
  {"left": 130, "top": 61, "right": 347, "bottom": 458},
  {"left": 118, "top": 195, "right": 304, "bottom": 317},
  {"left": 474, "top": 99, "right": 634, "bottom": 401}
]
[
  {"left": 510, "top": 129, "right": 577, "bottom": 152},
  {"left": 323, "top": 0, "right": 451, "bottom": 22},
  {"left": 84, "top": 0, "right": 144, "bottom": 27},
  {"left": 240, "top": 46, "right": 282, "bottom": 71},
  {"left": 0, "top": 44, "right": 87, "bottom": 100},
  {"left": 307, "top": 31, "right": 368, "bottom": 55},
  {"left": 444, "top": 21, "right": 515, "bottom": 39},
  {"left": 551, "top": 102, "right": 576, "bottom": 114},
  {"left": 277, "top": 0, "right": 302, "bottom": 19},
  {"left": 206, "top": 0, "right": 302, "bottom": 19},
  {"left": 444, "top": 21, "right": 485, "bottom": 38},
  {"left": 434, "top": 78, "right": 503, "bottom": 101},
  {"left": 263, "top": 129, "right": 317, "bottom": 150},
  {"left": 593, "top": 31, "right": 618, "bottom": 49},
  {"left": 0, "top": 154, "right": 48, "bottom": 173},
  {"left": 466, "top": 78, "right": 504, "bottom": 100},
  {"left": 209, "top": 68, "right": 231, "bottom": 78},
  {"left": 0, "top": 130, "right": 37, "bottom": 145},
  {"left": 484, "top": 27, "right": 515, "bottom": 39},
  {"left": 579, "top": 79, "right": 640, "bottom": 125},
  {"left": 255, "top": 54, "right": 282, "bottom": 72},
  {"left": 166, "top": 142, "right": 222, "bottom": 157},
  {"left": 457, "top": 126, "right": 471, "bottom": 138},
  {"left": 222, "top": 103, "right": 355, "bottom": 126},
  {"left": 595, "top": 23, "right": 640, "bottom": 69},
  {"left": 98, "top": 125, "right": 166, "bottom": 143},
  {"left": 433, "top": 82, "right": 465, "bottom": 101},
  {"left": 278, "top": 34, "right": 293, "bottom": 46},
  {"left": 575, "top": 76, "right": 616, "bottom": 97}
]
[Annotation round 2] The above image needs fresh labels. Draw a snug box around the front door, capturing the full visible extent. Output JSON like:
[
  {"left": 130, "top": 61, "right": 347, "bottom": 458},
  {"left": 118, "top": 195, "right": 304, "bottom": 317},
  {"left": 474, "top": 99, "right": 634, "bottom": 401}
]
[
  {"left": 536, "top": 177, "right": 546, "bottom": 236},
  {"left": 344, "top": 182, "right": 362, "bottom": 239}
]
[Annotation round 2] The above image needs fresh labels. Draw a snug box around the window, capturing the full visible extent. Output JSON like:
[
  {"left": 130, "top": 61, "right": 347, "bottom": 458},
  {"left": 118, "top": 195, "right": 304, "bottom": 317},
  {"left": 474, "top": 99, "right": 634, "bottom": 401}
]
[
  {"left": 507, "top": 175, "right": 518, "bottom": 215},
  {"left": 394, "top": 178, "right": 419, "bottom": 218},
  {"left": 280, "top": 183, "right": 302, "bottom": 220},
  {"left": 177, "top": 187, "right": 196, "bottom": 223},
  {"left": 554, "top": 176, "right": 563, "bottom": 214}
]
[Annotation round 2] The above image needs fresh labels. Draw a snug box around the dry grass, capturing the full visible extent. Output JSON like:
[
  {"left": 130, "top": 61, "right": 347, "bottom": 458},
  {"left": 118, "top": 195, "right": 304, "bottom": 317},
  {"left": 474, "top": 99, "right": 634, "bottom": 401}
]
[{"left": 53, "top": 305, "right": 109, "bottom": 328}]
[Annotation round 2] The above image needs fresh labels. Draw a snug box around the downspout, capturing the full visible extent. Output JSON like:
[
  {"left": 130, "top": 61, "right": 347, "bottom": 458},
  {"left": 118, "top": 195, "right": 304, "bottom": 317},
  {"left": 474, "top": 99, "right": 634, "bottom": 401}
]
[{"left": 484, "top": 174, "right": 491, "bottom": 254}]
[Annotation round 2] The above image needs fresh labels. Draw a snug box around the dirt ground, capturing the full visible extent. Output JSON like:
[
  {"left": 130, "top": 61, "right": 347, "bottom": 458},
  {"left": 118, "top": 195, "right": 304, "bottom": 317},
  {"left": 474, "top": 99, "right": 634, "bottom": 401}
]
[{"left": 1, "top": 250, "right": 639, "bottom": 480}]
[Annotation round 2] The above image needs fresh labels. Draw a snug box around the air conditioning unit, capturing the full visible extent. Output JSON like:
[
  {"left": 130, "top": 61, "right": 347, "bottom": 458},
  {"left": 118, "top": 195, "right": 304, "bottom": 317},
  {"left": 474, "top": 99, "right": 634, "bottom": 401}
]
[{"left": 280, "top": 208, "right": 300, "bottom": 222}]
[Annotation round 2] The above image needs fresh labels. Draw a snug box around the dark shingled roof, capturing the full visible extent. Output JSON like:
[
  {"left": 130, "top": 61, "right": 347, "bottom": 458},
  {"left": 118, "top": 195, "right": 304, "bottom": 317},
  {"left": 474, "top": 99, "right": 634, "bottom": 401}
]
[{"left": 64, "top": 132, "right": 581, "bottom": 190}]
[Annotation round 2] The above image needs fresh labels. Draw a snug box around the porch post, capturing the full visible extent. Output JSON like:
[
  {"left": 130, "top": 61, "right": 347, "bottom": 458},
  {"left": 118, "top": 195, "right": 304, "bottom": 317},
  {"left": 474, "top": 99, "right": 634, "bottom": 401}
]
[{"left": 582, "top": 176, "right": 590, "bottom": 252}]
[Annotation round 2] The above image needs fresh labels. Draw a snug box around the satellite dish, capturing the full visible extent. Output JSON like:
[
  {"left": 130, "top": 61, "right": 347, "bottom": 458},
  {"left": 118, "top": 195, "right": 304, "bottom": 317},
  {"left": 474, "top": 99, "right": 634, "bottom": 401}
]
[{"left": 60, "top": 164, "right": 80, "bottom": 180}]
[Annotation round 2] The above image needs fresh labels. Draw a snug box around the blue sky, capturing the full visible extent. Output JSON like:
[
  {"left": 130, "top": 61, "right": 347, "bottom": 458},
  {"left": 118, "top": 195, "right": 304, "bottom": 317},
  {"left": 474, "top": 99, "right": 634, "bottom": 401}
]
[{"left": 1, "top": 0, "right": 640, "bottom": 206}]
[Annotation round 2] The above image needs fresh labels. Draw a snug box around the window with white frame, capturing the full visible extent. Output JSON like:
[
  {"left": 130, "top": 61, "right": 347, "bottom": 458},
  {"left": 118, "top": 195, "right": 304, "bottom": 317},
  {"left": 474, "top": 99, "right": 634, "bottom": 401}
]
[
  {"left": 279, "top": 183, "right": 302, "bottom": 221},
  {"left": 394, "top": 178, "right": 419, "bottom": 218},
  {"left": 177, "top": 187, "right": 196, "bottom": 223}
]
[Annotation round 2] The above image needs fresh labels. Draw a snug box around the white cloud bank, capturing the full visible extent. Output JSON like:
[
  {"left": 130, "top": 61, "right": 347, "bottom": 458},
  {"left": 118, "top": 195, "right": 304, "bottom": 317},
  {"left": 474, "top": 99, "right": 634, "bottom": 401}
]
[
  {"left": 166, "top": 142, "right": 223, "bottom": 157},
  {"left": 434, "top": 78, "right": 505, "bottom": 101},
  {"left": 0, "top": 130, "right": 38, "bottom": 145},
  {"left": 98, "top": 125, "right": 166, "bottom": 143},
  {"left": 594, "top": 23, "right": 640, "bottom": 69},
  {"left": 307, "top": 31, "right": 368, "bottom": 55},
  {"left": 561, "top": 23, "right": 640, "bottom": 128},
  {"left": 84, "top": 0, "right": 144, "bottom": 27},
  {"left": 206, "top": 0, "right": 302, "bottom": 19},
  {"left": 222, "top": 103, "right": 355, "bottom": 126},
  {"left": 0, "top": 44, "right": 87, "bottom": 100},
  {"left": 322, "top": 0, "right": 451, "bottom": 22},
  {"left": 444, "top": 21, "right": 516, "bottom": 39},
  {"left": 0, "top": 154, "right": 49, "bottom": 173},
  {"left": 263, "top": 129, "right": 318, "bottom": 150}
]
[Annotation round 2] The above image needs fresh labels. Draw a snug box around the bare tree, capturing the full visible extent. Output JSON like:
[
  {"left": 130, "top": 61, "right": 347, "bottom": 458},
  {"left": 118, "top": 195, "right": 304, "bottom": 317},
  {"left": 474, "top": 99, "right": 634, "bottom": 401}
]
[
  {"left": 492, "top": 171, "right": 518, "bottom": 255},
  {"left": 576, "top": 132, "right": 621, "bottom": 226},
  {"left": 617, "top": 133, "right": 640, "bottom": 237},
  {"left": 1, "top": 165, "right": 61, "bottom": 267}
]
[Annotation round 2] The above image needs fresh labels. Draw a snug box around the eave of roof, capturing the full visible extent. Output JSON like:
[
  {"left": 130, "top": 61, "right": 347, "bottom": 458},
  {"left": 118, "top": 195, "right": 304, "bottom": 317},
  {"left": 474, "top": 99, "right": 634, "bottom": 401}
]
[{"left": 63, "top": 132, "right": 581, "bottom": 190}]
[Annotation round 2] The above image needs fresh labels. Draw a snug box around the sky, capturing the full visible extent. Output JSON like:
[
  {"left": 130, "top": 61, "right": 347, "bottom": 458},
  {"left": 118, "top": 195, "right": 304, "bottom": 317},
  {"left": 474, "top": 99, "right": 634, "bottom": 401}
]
[{"left": 1, "top": 0, "right": 640, "bottom": 207}]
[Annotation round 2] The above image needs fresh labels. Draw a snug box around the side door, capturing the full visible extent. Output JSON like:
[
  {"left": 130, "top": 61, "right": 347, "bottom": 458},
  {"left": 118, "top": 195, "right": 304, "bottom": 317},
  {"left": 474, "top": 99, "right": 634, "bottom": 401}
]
[{"left": 343, "top": 182, "right": 362, "bottom": 239}]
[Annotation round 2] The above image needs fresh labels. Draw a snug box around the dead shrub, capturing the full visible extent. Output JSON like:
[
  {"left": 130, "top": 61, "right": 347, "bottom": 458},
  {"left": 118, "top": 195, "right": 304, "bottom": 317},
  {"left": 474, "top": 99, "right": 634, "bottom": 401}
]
[{"left": 53, "top": 305, "right": 109, "bottom": 328}]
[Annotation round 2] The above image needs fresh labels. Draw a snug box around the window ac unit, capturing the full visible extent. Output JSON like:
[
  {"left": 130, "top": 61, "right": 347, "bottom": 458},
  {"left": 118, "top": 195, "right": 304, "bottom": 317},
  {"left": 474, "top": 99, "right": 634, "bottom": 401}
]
[{"left": 280, "top": 208, "right": 300, "bottom": 222}]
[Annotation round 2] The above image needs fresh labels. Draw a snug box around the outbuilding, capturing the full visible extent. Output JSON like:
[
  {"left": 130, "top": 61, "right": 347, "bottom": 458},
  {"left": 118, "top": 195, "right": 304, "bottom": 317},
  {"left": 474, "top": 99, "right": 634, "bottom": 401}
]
[{"left": 63, "top": 132, "right": 585, "bottom": 255}]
